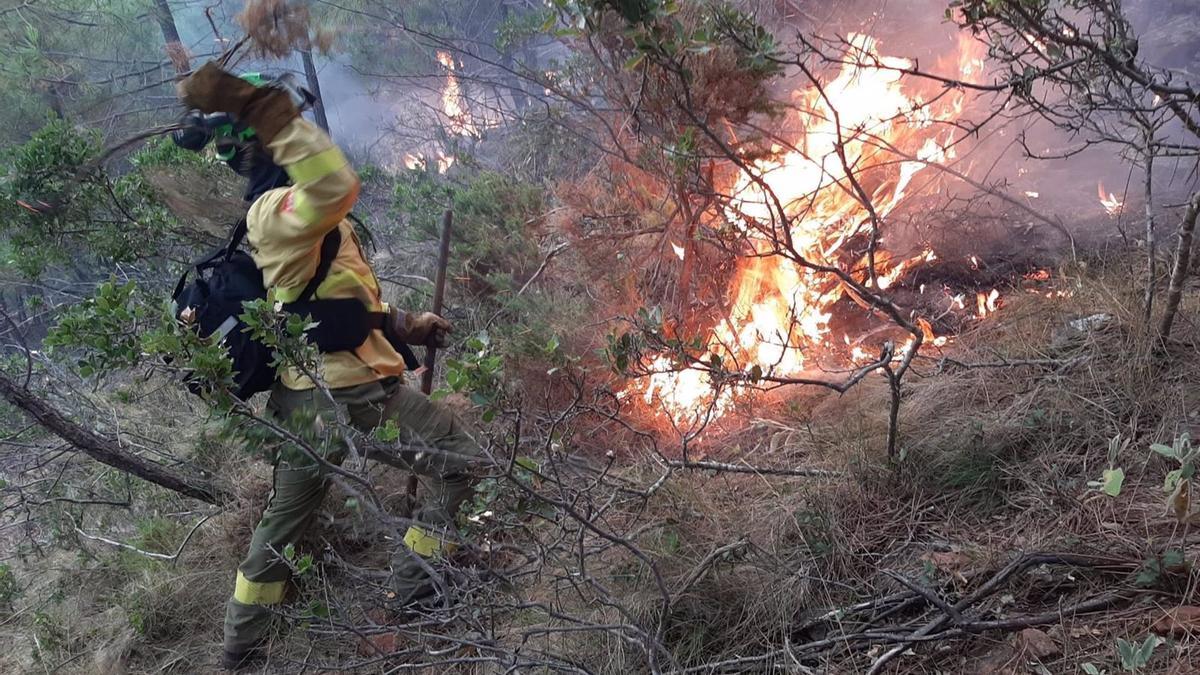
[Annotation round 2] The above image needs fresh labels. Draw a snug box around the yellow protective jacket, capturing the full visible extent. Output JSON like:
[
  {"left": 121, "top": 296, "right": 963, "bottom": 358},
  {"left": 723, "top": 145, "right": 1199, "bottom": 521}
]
[{"left": 245, "top": 117, "right": 405, "bottom": 390}]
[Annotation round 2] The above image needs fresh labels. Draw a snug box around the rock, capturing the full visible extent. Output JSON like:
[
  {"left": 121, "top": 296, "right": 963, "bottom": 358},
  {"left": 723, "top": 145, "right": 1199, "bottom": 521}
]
[
  {"left": 1068, "top": 313, "right": 1113, "bottom": 332},
  {"left": 92, "top": 627, "right": 136, "bottom": 675},
  {"left": 1015, "top": 628, "right": 1060, "bottom": 659},
  {"left": 973, "top": 644, "right": 1018, "bottom": 675},
  {"left": 922, "top": 550, "right": 971, "bottom": 572},
  {"left": 1151, "top": 606, "right": 1200, "bottom": 637},
  {"left": 358, "top": 631, "right": 400, "bottom": 656}
]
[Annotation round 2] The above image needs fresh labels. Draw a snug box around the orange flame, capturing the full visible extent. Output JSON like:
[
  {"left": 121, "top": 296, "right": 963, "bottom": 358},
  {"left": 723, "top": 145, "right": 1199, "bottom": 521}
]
[
  {"left": 976, "top": 288, "right": 1000, "bottom": 317},
  {"left": 436, "top": 51, "right": 476, "bottom": 138},
  {"left": 1097, "top": 181, "right": 1124, "bottom": 216},
  {"left": 637, "top": 34, "right": 985, "bottom": 424}
]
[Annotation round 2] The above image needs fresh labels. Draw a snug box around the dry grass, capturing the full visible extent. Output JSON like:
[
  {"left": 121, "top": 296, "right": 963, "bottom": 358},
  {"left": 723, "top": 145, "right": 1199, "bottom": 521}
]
[
  {"left": 5, "top": 252, "right": 1200, "bottom": 673},
  {"left": 516, "top": 253, "right": 1200, "bottom": 672}
]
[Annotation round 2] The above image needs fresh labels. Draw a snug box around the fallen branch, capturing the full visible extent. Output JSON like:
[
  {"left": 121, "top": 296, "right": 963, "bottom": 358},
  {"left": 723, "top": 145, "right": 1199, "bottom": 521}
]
[
  {"left": 74, "top": 510, "right": 217, "bottom": 564},
  {"left": 866, "top": 552, "right": 1133, "bottom": 674},
  {"left": 667, "top": 459, "right": 840, "bottom": 478},
  {"left": 0, "top": 370, "right": 228, "bottom": 505}
]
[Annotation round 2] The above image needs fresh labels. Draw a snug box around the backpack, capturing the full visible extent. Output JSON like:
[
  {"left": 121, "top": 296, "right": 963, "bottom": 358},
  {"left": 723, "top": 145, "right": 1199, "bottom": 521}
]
[{"left": 171, "top": 219, "right": 418, "bottom": 400}]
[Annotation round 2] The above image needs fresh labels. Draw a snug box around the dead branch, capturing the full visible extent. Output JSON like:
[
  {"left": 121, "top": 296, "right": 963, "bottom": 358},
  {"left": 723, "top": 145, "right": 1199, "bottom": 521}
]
[
  {"left": 666, "top": 459, "right": 839, "bottom": 478},
  {"left": 0, "top": 370, "right": 228, "bottom": 505},
  {"left": 1159, "top": 191, "right": 1200, "bottom": 338}
]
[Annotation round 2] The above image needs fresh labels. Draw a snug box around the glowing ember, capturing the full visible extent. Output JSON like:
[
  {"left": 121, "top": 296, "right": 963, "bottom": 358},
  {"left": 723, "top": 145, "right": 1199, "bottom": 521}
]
[
  {"left": 1097, "top": 182, "right": 1124, "bottom": 216},
  {"left": 635, "top": 33, "right": 985, "bottom": 424},
  {"left": 1024, "top": 191, "right": 1040, "bottom": 198},
  {"left": 671, "top": 242, "right": 686, "bottom": 260}
]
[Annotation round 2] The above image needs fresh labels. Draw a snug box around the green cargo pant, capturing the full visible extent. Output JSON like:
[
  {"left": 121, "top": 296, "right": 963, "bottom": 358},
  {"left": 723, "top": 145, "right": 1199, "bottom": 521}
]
[{"left": 223, "top": 376, "right": 481, "bottom": 654}]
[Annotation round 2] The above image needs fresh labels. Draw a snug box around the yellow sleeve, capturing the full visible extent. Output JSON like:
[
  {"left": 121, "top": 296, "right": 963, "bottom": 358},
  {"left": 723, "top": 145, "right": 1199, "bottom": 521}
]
[{"left": 246, "top": 117, "right": 361, "bottom": 301}]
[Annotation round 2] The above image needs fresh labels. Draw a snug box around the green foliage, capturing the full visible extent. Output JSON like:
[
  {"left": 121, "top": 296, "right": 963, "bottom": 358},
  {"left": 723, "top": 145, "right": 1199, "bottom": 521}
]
[
  {"left": 130, "top": 137, "right": 210, "bottom": 170},
  {"left": 435, "top": 332, "right": 505, "bottom": 421},
  {"left": 1134, "top": 549, "right": 1186, "bottom": 587},
  {"left": 464, "top": 455, "right": 551, "bottom": 534},
  {"left": 0, "top": 121, "right": 183, "bottom": 278},
  {"left": 44, "top": 279, "right": 148, "bottom": 377},
  {"left": 134, "top": 517, "right": 185, "bottom": 555},
  {"left": 0, "top": 563, "right": 20, "bottom": 606},
  {"left": 497, "top": 8, "right": 554, "bottom": 51},
  {"left": 394, "top": 168, "right": 543, "bottom": 296},
  {"left": 1088, "top": 434, "right": 1129, "bottom": 497},
  {"left": 0, "top": 0, "right": 169, "bottom": 143},
  {"left": 1115, "top": 635, "right": 1161, "bottom": 672}
]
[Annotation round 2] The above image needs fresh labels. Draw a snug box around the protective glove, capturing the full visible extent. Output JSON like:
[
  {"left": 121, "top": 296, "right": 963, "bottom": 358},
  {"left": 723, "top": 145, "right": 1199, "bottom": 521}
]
[
  {"left": 387, "top": 308, "right": 453, "bottom": 348},
  {"left": 176, "top": 62, "right": 257, "bottom": 115},
  {"left": 176, "top": 62, "right": 298, "bottom": 143},
  {"left": 171, "top": 110, "right": 213, "bottom": 151}
]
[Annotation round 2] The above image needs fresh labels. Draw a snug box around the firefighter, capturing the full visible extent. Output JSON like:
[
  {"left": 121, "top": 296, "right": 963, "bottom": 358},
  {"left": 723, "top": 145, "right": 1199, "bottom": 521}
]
[{"left": 175, "top": 62, "right": 481, "bottom": 671}]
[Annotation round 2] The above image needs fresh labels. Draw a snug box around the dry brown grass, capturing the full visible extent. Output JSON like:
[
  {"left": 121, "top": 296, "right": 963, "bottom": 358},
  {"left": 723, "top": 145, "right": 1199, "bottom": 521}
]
[
  {"left": 7, "top": 252, "right": 1200, "bottom": 674},
  {"left": 527, "top": 252, "right": 1200, "bottom": 672}
]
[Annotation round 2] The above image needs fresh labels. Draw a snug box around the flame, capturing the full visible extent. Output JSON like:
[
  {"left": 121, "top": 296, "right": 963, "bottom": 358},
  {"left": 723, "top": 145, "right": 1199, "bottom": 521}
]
[
  {"left": 1097, "top": 181, "right": 1124, "bottom": 216},
  {"left": 402, "top": 151, "right": 455, "bottom": 174},
  {"left": 436, "top": 51, "right": 476, "bottom": 137},
  {"left": 635, "top": 34, "right": 984, "bottom": 424},
  {"left": 976, "top": 288, "right": 1000, "bottom": 317},
  {"left": 917, "top": 317, "right": 948, "bottom": 347}
]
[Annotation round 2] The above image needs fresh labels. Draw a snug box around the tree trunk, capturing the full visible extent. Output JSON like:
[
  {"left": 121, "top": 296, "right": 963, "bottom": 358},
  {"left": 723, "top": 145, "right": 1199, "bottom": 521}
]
[
  {"left": 0, "top": 371, "right": 227, "bottom": 505},
  {"left": 1159, "top": 190, "right": 1200, "bottom": 338},
  {"left": 498, "top": 2, "right": 530, "bottom": 113},
  {"left": 1142, "top": 153, "right": 1155, "bottom": 324},
  {"left": 300, "top": 50, "right": 330, "bottom": 134},
  {"left": 152, "top": 0, "right": 190, "bottom": 76}
]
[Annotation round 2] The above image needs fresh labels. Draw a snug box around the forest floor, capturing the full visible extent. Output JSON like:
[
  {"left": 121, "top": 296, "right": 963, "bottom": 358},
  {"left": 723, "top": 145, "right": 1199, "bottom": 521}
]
[{"left": 2, "top": 246, "right": 1200, "bottom": 674}]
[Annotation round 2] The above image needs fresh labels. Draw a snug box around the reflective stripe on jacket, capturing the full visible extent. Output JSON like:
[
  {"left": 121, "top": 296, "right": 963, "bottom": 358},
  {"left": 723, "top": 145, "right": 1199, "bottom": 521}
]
[{"left": 246, "top": 118, "right": 406, "bottom": 390}]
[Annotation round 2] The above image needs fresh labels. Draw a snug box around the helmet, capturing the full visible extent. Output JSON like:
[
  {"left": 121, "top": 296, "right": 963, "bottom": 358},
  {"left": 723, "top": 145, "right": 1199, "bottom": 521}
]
[{"left": 172, "top": 72, "right": 315, "bottom": 201}]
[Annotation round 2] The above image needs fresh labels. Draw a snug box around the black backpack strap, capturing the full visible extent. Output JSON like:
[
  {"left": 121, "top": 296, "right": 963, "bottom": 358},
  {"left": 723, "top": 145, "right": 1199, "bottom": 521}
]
[
  {"left": 347, "top": 212, "right": 377, "bottom": 252},
  {"left": 295, "top": 227, "right": 342, "bottom": 303},
  {"left": 174, "top": 219, "right": 249, "bottom": 302}
]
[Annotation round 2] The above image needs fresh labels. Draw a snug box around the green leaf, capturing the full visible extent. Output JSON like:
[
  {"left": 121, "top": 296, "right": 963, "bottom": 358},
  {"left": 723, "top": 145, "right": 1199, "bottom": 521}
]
[
  {"left": 1161, "top": 548, "right": 1185, "bottom": 568},
  {"left": 1150, "top": 443, "right": 1178, "bottom": 459},
  {"left": 624, "top": 52, "right": 647, "bottom": 70},
  {"left": 283, "top": 543, "right": 296, "bottom": 561},
  {"left": 1101, "top": 468, "right": 1124, "bottom": 497},
  {"left": 663, "top": 529, "right": 680, "bottom": 553},
  {"left": 1116, "top": 637, "right": 1135, "bottom": 669},
  {"left": 1081, "top": 663, "right": 1102, "bottom": 675},
  {"left": 1135, "top": 634, "right": 1162, "bottom": 666},
  {"left": 1164, "top": 469, "right": 1183, "bottom": 493}
]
